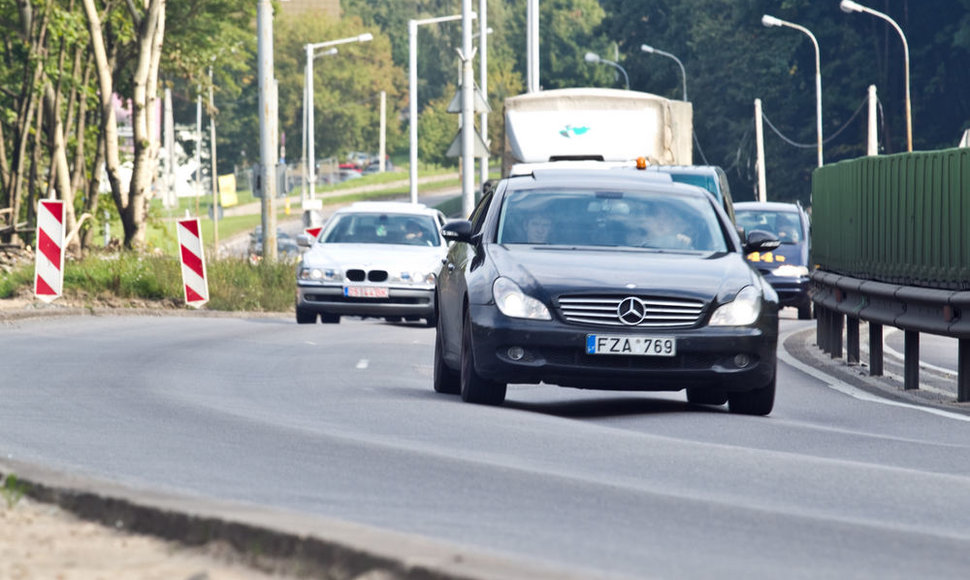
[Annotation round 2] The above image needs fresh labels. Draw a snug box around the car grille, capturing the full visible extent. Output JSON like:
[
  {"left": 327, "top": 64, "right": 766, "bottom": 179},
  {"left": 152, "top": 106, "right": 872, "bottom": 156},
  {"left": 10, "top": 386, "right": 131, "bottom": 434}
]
[
  {"left": 346, "top": 269, "right": 388, "bottom": 282},
  {"left": 557, "top": 295, "right": 706, "bottom": 328}
]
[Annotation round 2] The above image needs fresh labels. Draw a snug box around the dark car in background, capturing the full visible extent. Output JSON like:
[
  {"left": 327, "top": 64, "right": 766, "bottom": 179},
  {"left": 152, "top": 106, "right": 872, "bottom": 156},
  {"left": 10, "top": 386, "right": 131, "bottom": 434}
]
[
  {"left": 734, "top": 201, "right": 812, "bottom": 319},
  {"left": 434, "top": 167, "right": 781, "bottom": 415},
  {"left": 247, "top": 227, "right": 300, "bottom": 265}
]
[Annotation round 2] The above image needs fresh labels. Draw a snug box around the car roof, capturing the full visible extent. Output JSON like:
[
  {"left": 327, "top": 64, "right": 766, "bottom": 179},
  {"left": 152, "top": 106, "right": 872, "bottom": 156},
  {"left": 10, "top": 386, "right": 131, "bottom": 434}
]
[
  {"left": 506, "top": 168, "right": 709, "bottom": 199},
  {"left": 734, "top": 201, "right": 804, "bottom": 213},
  {"left": 646, "top": 165, "right": 725, "bottom": 177},
  {"left": 336, "top": 201, "right": 439, "bottom": 216}
]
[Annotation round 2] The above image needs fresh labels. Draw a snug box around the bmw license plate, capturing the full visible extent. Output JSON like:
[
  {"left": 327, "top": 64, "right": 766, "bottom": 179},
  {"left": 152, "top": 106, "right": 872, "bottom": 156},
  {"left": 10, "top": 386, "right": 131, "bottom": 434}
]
[
  {"left": 344, "top": 286, "right": 389, "bottom": 298},
  {"left": 586, "top": 335, "right": 676, "bottom": 357}
]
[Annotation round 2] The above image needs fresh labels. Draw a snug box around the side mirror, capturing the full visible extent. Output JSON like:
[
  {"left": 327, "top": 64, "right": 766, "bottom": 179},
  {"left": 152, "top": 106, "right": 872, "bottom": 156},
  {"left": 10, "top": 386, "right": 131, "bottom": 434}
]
[
  {"left": 442, "top": 219, "right": 475, "bottom": 244},
  {"left": 743, "top": 229, "right": 781, "bottom": 254},
  {"left": 296, "top": 233, "right": 314, "bottom": 248}
]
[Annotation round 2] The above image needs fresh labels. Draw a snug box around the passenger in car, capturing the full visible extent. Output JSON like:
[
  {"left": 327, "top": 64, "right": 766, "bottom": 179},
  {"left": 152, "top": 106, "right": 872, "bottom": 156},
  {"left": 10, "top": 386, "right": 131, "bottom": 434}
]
[
  {"left": 524, "top": 215, "right": 552, "bottom": 244},
  {"left": 644, "top": 204, "right": 693, "bottom": 249}
]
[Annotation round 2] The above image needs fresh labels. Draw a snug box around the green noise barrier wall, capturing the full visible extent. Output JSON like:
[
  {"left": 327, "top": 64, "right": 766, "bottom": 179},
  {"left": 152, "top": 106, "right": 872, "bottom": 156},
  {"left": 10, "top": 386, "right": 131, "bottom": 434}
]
[{"left": 812, "top": 147, "right": 970, "bottom": 290}]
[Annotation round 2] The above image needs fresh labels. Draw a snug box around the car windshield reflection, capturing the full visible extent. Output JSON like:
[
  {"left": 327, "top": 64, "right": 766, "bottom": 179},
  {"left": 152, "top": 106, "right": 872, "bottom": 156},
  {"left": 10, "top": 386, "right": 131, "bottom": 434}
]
[
  {"left": 496, "top": 189, "right": 728, "bottom": 252},
  {"left": 321, "top": 213, "right": 441, "bottom": 247},
  {"left": 736, "top": 210, "right": 804, "bottom": 245}
]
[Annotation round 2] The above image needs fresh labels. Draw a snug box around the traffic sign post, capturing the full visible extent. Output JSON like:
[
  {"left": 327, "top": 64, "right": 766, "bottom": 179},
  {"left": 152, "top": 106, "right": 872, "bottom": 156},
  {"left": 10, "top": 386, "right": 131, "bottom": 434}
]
[
  {"left": 304, "top": 226, "right": 322, "bottom": 239},
  {"left": 176, "top": 218, "right": 209, "bottom": 308},
  {"left": 34, "top": 200, "right": 65, "bottom": 303}
]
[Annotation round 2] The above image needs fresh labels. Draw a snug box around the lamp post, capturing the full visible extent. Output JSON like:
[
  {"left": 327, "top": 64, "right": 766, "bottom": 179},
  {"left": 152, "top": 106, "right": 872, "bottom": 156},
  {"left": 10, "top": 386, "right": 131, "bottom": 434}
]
[
  {"left": 640, "top": 44, "right": 687, "bottom": 102},
  {"left": 840, "top": 0, "right": 912, "bottom": 152},
  {"left": 762, "top": 14, "right": 824, "bottom": 167},
  {"left": 409, "top": 14, "right": 471, "bottom": 204},
  {"left": 304, "top": 33, "right": 373, "bottom": 202},
  {"left": 302, "top": 47, "right": 336, "bottom": 203},
  {"left": 584, "top": 51, "right": 629, "bottom": 90}
]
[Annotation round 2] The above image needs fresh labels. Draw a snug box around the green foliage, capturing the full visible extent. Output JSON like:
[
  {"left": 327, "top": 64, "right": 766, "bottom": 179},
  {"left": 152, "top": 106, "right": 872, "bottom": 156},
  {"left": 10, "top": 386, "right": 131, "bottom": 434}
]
[
  {"left": 1, "top": 474, "right": 28, "bottom": 509},
  {"left": 0, "top": 265, "right": 32, "bottom": 299},
  {"left": 206, "top": 258, "right": 294, "bottom": 312},
  {"left": 65, "top": 253, "right": 182, "bottom": 301}
]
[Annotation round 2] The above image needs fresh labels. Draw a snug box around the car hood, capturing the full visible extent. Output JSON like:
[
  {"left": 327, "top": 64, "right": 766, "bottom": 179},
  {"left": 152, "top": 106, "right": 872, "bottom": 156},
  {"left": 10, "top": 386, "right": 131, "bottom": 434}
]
[
  {"left": 490, "top": 245, "right": 762, "bottom": 303},
  {"left": 302, "top": 243, "right": 446, "bottom": 272}
]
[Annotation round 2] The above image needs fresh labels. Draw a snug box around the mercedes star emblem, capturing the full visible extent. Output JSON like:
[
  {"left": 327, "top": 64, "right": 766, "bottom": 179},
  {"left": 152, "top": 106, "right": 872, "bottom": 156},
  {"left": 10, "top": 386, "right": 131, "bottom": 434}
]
[{"left": 617, "top": 296, "right": 647, "bottom": 326}]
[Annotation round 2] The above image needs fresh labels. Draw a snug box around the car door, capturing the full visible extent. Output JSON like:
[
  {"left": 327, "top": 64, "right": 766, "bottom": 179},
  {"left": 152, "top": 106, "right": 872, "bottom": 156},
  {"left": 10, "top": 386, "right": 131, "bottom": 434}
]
[{"left": 438, "top": 189, "right": 497, "bottom": 361}]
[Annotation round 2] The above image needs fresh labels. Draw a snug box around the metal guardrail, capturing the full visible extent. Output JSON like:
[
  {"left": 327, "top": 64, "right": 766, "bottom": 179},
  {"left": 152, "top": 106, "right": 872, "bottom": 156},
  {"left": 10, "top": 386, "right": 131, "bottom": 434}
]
[{"left": 811, "top": 269, "right": 970, "bottom": 401}]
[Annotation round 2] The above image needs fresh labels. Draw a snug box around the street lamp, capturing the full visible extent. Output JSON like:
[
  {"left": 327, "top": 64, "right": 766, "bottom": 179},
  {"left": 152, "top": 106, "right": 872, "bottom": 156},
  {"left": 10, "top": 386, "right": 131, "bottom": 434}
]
[
  {"left": 762, "top": 14, "right": 824, "bottom": 167},
  {"left": 840, "top": 0, "right": 912, "bottom": 152},
  {"left": 584, "top": 51, "right": 630, "bottom": 90},
  {"left": 302, "top": 47, "right": 336, "bottom": 203},
  {"left": 304, "top": 32, "right": 373, "bottom": 202},
  {"left": 408, "top": 14, "right": 473, "bottom": 204},
  {"left": 640, "top": 44, "right": 687, "bottom": 101}
]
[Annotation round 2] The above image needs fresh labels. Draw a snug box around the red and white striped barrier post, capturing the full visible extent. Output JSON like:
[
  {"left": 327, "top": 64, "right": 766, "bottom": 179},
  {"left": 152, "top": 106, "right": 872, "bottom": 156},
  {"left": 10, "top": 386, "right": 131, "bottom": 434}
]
[
  {"left": 34, "top": 200, "right": 65, "bottom": 303},
  {"left": 176, "top": 218, "right": 209, "bottom": 308}
]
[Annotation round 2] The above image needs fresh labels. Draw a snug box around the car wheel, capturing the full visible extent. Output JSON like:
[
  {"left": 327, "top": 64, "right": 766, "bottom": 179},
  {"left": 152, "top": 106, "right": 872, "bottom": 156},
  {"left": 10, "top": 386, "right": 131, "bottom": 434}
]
[
  {"left": 433, "top": 320, "right": 460, "bottom": 394},
  {"left": 727, "top": 375, "right": 775, "bottom": 416},
  {"left": 459, "top": 309, "right": 506, "bottom": 405},
  {"left": 320, "top": 312, "right": 341, "bottom": 324},
  {"left": 295, "top": 307, "right": 317, "bottom": 324},
  {"left": 686, "top": 388, "right": 728, "bottom": 406},
  {"left": 797, "top": 301, "right": 812, "bottom": 320}
]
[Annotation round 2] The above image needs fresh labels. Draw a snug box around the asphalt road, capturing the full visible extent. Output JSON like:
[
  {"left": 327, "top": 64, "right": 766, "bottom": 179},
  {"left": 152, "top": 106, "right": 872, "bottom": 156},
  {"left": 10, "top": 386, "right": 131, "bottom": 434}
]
[{"left": 3, "top": 314, "right": 970, "bottom": 579}]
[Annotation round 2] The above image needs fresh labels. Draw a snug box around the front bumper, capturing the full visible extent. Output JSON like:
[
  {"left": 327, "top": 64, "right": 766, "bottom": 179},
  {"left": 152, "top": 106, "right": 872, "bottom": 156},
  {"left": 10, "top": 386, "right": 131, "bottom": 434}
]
[
  {"left": 762, "top": 274, "right": 811, "bottom": 308},
  {"left": 467, "top": 304, "right": 777, "bottom": 392},
  {"left": 296, "top": 283, "right": 435, "bottom": 318}
]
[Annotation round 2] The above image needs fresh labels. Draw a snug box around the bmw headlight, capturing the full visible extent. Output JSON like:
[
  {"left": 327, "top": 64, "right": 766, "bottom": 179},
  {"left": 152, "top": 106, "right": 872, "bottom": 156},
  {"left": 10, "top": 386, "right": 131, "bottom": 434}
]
[
  {"left": 299, "top": 266, "right": 339, "bottom": 281},
  {"left": 394, "top": 271, "right": 437, "bottom": 285},
  {"left": 493, "top": 277, "right": 551, "bottom": 320},
  {"left": 709, "top": 286, "right": 762, "bottom": 326},
  {"left": 772, "top": 264, "right": 809, "bottom": 277}
]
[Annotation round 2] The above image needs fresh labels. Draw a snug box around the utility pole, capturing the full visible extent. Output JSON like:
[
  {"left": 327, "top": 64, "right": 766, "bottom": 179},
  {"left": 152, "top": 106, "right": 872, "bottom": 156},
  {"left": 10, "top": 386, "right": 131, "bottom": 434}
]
[
  {"left": 755, "top": 98, "right": 767, "bottom": 203},
  {"left": 209, "top": 66, "right": 219, "bottom": 258},
  {"left": 461, "top": 0, "right": 475, "bottom": 216},
  {"left": 258, "top": 0, "right": 278, "bottom": 262}
]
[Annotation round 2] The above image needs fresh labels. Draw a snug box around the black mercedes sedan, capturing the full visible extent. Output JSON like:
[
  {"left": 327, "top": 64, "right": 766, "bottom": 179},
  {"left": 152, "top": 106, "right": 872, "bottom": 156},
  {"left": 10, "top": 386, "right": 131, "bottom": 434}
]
[{"left": 433, "top": 167, "right": 781, "bottom": 415}]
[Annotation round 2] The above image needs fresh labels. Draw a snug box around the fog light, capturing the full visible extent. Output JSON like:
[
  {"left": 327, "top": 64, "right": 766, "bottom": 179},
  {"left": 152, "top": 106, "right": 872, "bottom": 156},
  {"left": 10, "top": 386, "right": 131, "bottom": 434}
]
[
  {"left": 734, "top": 354, "right": 751, "bottom": 368},
  {"left": 507, "top": 346, "right": 525, "bottom": 361}
]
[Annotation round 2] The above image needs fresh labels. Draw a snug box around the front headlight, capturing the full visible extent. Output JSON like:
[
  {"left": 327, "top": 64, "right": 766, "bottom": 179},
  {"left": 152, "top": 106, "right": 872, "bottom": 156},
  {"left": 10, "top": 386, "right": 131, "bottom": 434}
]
[
  {"left": 772, "top": 264, "right": 809, "bottom": 277},
  {"left": 394, "top": 271, "right": 437, "bottom": 285},
  {"left": 299, "top": 266, "right": 339, "bottom": 281},
  {"left": 493, "top": 277, "right": 551, "bottom": 320},
  {"left": 709, "top": 285, "right": 762, "bottom": 326}
]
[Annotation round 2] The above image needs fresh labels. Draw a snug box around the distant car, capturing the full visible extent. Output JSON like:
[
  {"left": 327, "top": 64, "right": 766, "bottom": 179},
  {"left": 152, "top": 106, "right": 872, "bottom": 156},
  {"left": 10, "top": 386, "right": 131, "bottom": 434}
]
[
  {"left": 295, "top": 202, "right": 448, "bottom": 326},
  {"left": 734, "top": 201, "right": 812, "bottom": 319},
  {"left": 434, "top": 167, "right": 781, "bottom": 415},
  {"left": 248, "top": 227, "right": 300, "bottom": 265},
  {"left": 647, "top": 165, "right": 737, "bottom": 223}
]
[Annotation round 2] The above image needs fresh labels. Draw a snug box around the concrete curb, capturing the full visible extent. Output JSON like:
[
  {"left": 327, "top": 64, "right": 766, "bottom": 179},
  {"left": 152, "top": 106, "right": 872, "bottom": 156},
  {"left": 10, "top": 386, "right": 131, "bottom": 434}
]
[{"left": 0, "top": 458, "right": 587, "bottom": 580}]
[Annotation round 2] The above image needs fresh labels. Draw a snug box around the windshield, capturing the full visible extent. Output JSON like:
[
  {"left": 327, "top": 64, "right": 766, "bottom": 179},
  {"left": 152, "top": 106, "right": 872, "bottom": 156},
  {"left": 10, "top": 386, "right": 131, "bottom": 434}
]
[
  {"left": 497, "top": 188, "right": 728, "bottom": 252},
  {"left": 736, "top": 209, "right": 804, "bottom": 244},
  {"left": 320, "top": 213, "right": 441, "bottom": 247}
]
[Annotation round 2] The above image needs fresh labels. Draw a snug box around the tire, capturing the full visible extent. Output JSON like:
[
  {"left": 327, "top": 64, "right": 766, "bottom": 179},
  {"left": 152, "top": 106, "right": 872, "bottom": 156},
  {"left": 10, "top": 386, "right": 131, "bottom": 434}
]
[
  {"left": 295, "top": 307, "right": 317, "bottom": 324},
  {"left": 433, "top": 320, "right": 460, "bottom": 394},
  {"left": 686, "top": 388, "right": 728, "bottom": 406},
  {"left": 728, "top": 375, "right": 775, "bottom": 416},
  {"left": 320, "top": 312, "right": 341, "bottom": 324},
  {"left": 459, "top": 309, "right": 506, "bottom": 405}
]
